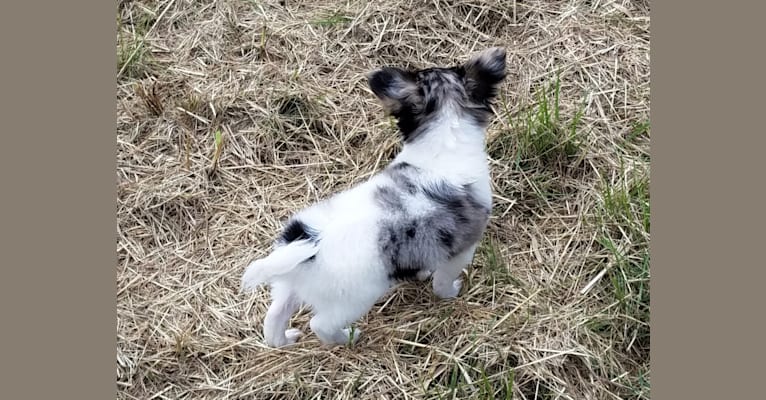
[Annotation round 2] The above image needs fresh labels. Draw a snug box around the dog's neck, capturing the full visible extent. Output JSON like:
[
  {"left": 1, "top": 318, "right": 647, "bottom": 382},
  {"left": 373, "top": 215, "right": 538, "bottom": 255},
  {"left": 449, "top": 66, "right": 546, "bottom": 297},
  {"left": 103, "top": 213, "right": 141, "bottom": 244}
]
[{"left": 394, "top": 108, "right": 488, "bottom": 178}]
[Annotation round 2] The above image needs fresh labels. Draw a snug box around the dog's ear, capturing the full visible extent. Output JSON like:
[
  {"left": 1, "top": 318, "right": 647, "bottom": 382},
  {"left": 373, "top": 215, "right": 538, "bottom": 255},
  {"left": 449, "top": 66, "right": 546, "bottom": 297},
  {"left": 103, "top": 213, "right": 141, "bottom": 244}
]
[
  {"left": 367, "top": 67, "right": 421, "bottom": 114},
  {"left": 462, "top": 47, "right": 506, "bottom": 105}
]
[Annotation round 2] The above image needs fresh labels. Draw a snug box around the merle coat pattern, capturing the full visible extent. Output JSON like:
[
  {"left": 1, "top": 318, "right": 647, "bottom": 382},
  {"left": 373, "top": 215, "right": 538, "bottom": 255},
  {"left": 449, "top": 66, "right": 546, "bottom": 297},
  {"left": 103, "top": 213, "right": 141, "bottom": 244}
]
[{"left": 242, "top": 47, "right": 507, "bottom": 347}]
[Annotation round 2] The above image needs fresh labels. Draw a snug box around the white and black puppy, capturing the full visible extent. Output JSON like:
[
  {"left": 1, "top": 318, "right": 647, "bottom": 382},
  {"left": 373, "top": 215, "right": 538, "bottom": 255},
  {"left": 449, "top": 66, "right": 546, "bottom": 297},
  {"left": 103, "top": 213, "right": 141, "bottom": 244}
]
[{"left": 242, "top": 47, "right": 506, "bottom": 347}]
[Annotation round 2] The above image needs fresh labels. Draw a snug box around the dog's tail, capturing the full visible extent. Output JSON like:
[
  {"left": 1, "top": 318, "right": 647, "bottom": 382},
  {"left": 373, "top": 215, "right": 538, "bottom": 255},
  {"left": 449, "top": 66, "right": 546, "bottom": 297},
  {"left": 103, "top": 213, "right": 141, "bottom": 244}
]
[{"left": 241, "top": 240, "right": 319, "bottom": 291}]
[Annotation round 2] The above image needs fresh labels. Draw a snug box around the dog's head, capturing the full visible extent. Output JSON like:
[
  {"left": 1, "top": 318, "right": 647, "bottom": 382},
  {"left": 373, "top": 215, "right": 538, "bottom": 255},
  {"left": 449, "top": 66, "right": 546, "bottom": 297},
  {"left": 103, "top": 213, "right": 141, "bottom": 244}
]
[{"left": 367, "top": 47, "right": 506, "bottom": 142}]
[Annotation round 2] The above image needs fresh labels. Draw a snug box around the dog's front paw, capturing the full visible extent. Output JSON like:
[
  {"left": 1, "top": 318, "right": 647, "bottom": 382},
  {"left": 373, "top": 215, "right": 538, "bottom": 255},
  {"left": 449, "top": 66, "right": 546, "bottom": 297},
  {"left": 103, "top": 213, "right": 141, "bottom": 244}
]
[
  {"left": 342, "top": 327, "right": 362, "bottom": 345},
  {"left": 435, "top": 278, "right": 462, "bottom": 299},
  {"left": 285, "top": 328, "right": 303, "bottom": 344}
]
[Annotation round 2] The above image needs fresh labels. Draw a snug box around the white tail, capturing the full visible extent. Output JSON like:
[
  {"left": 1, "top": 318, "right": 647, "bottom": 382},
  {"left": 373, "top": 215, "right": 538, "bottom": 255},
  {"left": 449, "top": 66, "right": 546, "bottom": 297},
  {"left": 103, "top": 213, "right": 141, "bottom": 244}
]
[{"left": 241, "top": 240, "right": 319, "bottom": 291}]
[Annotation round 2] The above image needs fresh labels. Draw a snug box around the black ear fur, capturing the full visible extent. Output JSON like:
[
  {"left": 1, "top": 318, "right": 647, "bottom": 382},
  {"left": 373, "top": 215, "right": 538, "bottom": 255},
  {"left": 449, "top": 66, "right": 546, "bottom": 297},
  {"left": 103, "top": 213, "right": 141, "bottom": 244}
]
[
  {"left": 463, "top": 47, "right": 507, "bottom": 105},
  {"left": 367, "top": 67, "right": 420, "bottom": 113}
]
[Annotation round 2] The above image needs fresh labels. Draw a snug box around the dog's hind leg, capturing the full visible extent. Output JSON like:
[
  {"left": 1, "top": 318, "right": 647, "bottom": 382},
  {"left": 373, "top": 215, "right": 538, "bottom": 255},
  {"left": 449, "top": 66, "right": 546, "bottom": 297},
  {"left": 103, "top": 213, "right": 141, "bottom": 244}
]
[
  {"left": 263, "top": 283, "right": 302, "bottom": 347},
  {"left": 309, "top": 313, "right": 362, "bottom": 346},
  {"left": 308, "top": 290, "right": 385, "bottom": 346}
]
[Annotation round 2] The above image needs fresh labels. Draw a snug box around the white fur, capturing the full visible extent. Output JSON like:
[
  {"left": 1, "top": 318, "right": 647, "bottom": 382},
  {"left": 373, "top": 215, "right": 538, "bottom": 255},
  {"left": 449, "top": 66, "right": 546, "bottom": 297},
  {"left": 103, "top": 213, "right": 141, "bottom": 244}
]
[{"left": 242, "top": 105, "right": 492, "bottom": 348}]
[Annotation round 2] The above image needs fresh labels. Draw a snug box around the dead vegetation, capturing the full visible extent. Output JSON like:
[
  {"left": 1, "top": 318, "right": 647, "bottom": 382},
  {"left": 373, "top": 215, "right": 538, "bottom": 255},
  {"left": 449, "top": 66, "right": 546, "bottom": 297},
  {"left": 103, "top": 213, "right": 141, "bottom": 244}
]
[{"left": 117, "top": 0, "right": 650, "bottom": 399}]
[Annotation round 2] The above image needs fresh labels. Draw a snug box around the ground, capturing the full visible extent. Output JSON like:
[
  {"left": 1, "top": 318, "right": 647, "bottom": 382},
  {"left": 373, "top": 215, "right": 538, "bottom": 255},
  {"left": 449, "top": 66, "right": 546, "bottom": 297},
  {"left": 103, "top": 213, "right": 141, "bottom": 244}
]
[{"left": 117, "top": 1, "right": 650, "bottom": 399}]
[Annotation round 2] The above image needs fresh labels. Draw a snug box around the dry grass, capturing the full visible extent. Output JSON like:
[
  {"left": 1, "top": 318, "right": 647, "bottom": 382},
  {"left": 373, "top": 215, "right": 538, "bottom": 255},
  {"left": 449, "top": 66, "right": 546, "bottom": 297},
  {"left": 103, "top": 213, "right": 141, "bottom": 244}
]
[{"left": 117, "top": 0, "right": 650, "bottom": 399}]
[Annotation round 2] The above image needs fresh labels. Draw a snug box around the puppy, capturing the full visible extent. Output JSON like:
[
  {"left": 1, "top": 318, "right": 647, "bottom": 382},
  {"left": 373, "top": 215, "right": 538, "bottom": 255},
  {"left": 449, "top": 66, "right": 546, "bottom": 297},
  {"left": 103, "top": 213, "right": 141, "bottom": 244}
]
[{"left": 242, "top": 47, "right": 506, "bottom": 347}]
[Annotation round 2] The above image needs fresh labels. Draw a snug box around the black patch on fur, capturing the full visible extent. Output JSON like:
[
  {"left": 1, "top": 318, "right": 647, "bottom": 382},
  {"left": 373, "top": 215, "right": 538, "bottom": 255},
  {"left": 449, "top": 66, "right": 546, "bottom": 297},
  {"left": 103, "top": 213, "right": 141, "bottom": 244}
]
[
  {"left": 405, "top": 221, "right": 417, "bottom": 238},
  {"left": 380, "top": 224, "right": 419, "bottom": 280},
  {"left": 424, "top": 97, "right": 437, "bottom": 114},
  {"left": 438, "top": 228, "right": 454, "bottom": 250},
  {"left": 378, "top": 180, "right": 491, "bottom": 282},
  {"left": 278, "top": 219, "right": 317, "bottom": 244},
  {"left": 392, "top": 104, "right": 425, "bottom": 143},
  {"left": 380, "top": 226, "right": 398, "bottom": 251},
  {"left": 275, "top": 219, "right": 319, "bottom": 265},
  {"left": 422, "top": 182, "right": 470, "bottom": 222},
  {"left": 388, "top": 265, "right": 421, "bottom": 281}
]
